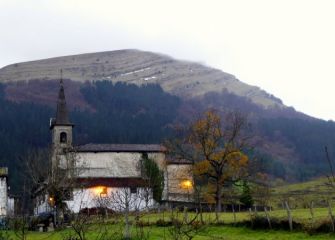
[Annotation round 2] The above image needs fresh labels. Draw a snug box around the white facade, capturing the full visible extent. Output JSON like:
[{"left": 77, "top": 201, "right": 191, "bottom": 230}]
[{"left": 7, "top": 197, "right": 15, "bottom": 216}]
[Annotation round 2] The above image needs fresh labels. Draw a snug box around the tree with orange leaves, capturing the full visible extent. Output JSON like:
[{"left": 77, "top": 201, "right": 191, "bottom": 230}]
[{"left": 167, "top": 110, "right": 249, "bottom": 214}]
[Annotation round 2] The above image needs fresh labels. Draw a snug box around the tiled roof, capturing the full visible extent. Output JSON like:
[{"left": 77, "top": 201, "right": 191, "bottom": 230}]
[
  {"left": 76, "top": 177, "right": 148, "bottom": 188},
  {"left": 166, "top": 159, "right": 193, "bottom": 165},
  {"left": 75, "top": 143, "right": 166, "bottom": 152}
]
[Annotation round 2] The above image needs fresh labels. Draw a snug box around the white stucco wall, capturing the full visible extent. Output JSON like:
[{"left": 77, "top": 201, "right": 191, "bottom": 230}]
[
  {"left": 65, "top": 187, "right": 154, "bottom": 213},
  {"left": 75, "top": 152, "right": 143, "bottom": 178},
  {"left": 74, "top": 152, "right": 167, "bottom": 179},
  {"left": 0, "top": 177, "right": 7, "bottom": 216}
]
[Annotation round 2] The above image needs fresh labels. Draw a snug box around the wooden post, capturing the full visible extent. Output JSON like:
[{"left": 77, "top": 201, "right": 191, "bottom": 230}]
[
  {"left": 264, "top": 206, "right": 272, "bottom": 229},
  {"left": 183, "top": 207, "right": 188, "bottom": 223},
  {"left": 249, "top": 208, "right": 253, "bottom": 228},
  {"left": 285, "top": 201, "right": 293, "bottom": 231},
  {"left": 200, "top": 204, "right": 204, "bottom": 224},
  {"left": 215, "top": 208, "right": 219, "bottom": 222},
  {"left": 208, "top": 204, "right": 212, "bottom": 224},
  {"left": 309, "top": 200, "right": 314, "bottom": 226},
  {"left": 328, "top": 200, "right": 335, "bottom": 232}
]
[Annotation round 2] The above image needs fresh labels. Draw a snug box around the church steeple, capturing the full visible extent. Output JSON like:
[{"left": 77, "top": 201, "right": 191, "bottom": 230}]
[{"left": 50, "top": 70, "right": 74, "bottom": 177}]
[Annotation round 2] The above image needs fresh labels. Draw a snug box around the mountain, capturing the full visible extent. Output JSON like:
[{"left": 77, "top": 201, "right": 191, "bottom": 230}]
[{"left": 0, "top": 49, "right": 334, "bottom": 192}]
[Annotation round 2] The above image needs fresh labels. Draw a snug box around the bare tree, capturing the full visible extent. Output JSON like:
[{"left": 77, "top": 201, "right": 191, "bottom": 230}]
[
  {"left": 25, "top": 147, "right": 82, "bottom": 228},
  {"left": 105, "top": 188, "right": 144, "bottom": 240}
]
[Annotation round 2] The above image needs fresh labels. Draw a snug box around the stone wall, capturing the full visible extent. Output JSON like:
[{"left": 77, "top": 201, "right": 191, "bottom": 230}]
[{"left": 166, "top": 164, "right": 193, "bottom": 202}]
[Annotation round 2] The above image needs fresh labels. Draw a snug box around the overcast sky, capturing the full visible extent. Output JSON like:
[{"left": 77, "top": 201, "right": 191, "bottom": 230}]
[{"left": 1, "top": 0, "right": 334, "bottom": 120}]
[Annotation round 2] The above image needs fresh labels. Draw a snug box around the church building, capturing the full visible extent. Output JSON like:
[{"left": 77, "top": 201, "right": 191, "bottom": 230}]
[{"left": 34, "top": 79, "right": 193, "bottom": 214}]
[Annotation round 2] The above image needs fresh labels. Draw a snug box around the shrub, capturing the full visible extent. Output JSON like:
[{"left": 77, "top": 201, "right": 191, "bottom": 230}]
[
  {"left": 304, "top": 218, "right": 335, "bottom": 234},
  {"left": 156, "top": 219, "right": 172, "bottom": 227}
]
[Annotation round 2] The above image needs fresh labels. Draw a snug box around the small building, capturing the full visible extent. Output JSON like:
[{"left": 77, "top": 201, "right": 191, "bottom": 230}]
[
  {"left": 34, "top": 79, "right": 193, "bottom": 214},
  {"left": 0, "top": 168, "right": 8, "bottom": 216},
  {"left": 0, "top": 167, "right": 15, "bottom": 217}
]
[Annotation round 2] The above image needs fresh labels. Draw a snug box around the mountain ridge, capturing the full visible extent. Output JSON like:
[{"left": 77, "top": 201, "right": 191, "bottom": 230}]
[{"left": 0, "top": 49, "right": 285, "bottom": 109}]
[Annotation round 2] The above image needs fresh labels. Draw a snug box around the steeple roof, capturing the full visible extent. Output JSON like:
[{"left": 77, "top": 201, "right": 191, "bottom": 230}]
[
  {"left": 51, "top": 71, "right": 73, "bottom": 128},
  {"left": 55, "top": 79, "right": 71, "bottom": 124}
]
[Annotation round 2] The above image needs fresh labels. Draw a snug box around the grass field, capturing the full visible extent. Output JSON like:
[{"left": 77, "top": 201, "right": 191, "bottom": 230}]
[
  {"left": 3, "top": 207, "right": 335, "bottom": 240},
  {"left": 3, "top": 178, "right": 335, "bottom": 239},
  {"left": 6, "top": 225, "right": 334, "bottom": 240}
]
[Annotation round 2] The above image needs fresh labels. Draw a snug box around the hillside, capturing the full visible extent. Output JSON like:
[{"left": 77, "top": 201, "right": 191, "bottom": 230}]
[{"left": 0, "top": 49, "right": 284, "bottom": 109}]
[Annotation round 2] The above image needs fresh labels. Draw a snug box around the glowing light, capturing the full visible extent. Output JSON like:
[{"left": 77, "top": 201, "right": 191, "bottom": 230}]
[
  {"left": 48, "top": 196, "right": 55, "bottom": 207},
  {"left": 180, "top": 180, "right": 193, "bottom": 189},
  {"left": 92, "top": 186, "right": 107, "bottom": 196}
]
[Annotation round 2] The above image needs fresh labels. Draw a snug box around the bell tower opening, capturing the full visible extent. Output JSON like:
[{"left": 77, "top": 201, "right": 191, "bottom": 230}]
[{"left": 60, "top": 132, "right": 67, "bottom": 143}]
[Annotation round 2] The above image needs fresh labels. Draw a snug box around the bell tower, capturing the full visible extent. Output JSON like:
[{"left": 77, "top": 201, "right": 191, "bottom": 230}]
[{"left": 50, "top": 70, "right": 74, "bottom": 171}]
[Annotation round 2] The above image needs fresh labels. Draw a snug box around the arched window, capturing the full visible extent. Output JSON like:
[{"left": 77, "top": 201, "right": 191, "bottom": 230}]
[{"left": 60, "top": 132, "right": 67, "bottom": 143}]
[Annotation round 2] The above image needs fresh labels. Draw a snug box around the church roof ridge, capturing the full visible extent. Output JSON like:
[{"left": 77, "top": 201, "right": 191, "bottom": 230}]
[{"left": 74, "top": 143, "right": 166, "bottom": 152}]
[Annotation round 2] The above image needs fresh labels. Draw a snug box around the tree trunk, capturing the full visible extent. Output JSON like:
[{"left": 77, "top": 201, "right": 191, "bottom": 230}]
[
  {"left": 199, "top": 203, "right": 204, "bottom": 224},
  {"left": 124, "top": 195, "right": 131, "bottom": 240},
  {"left": 232, "top": 204, "right": 236, "bottom": 225}
]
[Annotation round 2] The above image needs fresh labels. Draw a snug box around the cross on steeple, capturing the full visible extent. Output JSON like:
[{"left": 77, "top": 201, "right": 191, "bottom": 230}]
[{"left": 60, "top": 69, "right": 63, "bottom": 86}]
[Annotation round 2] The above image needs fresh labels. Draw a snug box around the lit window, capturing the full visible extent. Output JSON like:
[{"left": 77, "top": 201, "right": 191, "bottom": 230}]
[
  {"left": 180, "top": 180, "right": 193, "bottom": 190},
  {"left": 92, "top": 186, "right": 107, "bottom": 196}
]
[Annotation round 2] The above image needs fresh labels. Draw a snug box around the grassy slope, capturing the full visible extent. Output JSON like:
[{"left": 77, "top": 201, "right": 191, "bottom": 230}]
[
  {"left": 274, "top": 177, "right": 331, "bottom": 194},
  {"left": 269, "top": 177, "right": 335, "bottom": 208}
]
